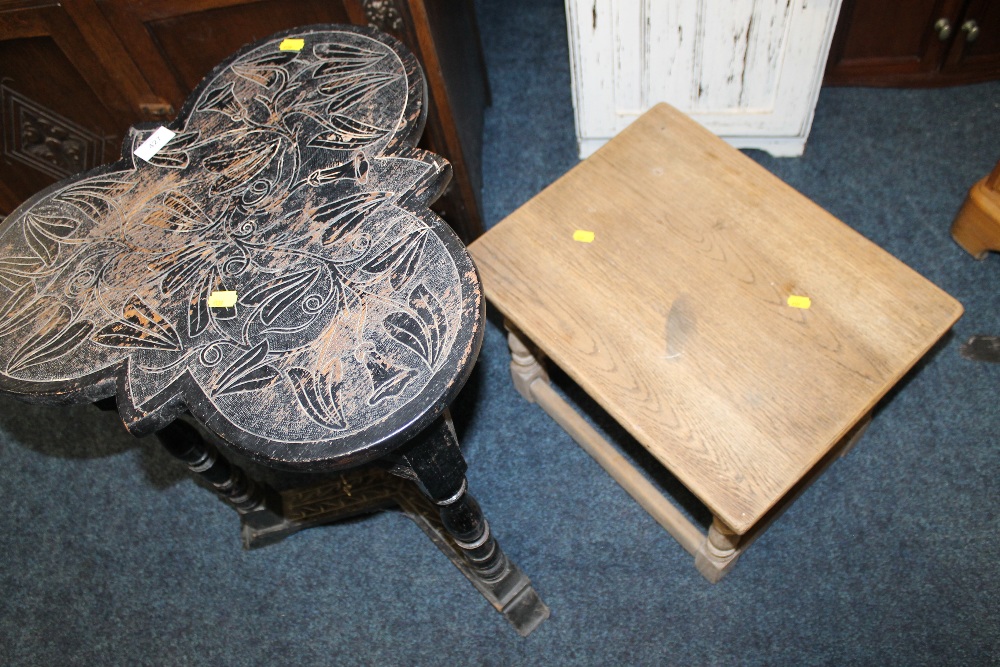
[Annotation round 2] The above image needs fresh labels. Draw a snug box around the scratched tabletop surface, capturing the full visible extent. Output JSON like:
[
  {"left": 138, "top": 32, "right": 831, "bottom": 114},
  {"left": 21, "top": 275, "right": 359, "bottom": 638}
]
[
  {"left": 0, "top": 25, "right": 483, "bottom": 471},
  {"left": 469, "top": 102, "right": 963, "bottom": 534}
]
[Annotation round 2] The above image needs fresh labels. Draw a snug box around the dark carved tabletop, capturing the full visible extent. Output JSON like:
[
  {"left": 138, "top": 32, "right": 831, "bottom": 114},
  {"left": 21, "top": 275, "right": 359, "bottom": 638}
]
[{"left": 0, "top": 25, "right": 483, "bottom": 472}]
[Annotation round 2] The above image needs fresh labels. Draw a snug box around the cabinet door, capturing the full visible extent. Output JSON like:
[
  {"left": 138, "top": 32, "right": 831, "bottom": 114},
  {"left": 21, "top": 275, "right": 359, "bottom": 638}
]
[
  {"left": 825, "top": 0, "right": 1000, "bottom": 86},
  {"left": 565, "top": 0, "right": 844, "bottom": 158},
  {"left": 942, "top": 0, "right": 1000, "bottom": 80},
  {"left": 0, "top": 1, "right": 142, "bottom": 212},
  {"left": 825, "top": 0, "right": 961, "bottom": 85}
]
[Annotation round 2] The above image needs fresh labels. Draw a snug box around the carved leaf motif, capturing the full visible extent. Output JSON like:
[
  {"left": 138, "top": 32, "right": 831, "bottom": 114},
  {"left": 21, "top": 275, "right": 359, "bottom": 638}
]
[
  {"left": 214, "top": 340, "right": 279, "bottom": 396},
  {"left": 148, "top": 245, "right": 215, "bottom": 296},
  {"left": 203, "top": 135, "right": 281, "bottom": 195},
  {"left": 365, "top": 349, "right": 416, "bottom": 404},
  {"left": 137, "top": 191, "right": 210, "bottom": 233},
  {"left": 0, "top": 256, "right": 46, "bottom": 290},
  {"left": 307, "top": 115, "right": 389, "bottom": 150},
  {"left": 409, "top": 283, "right": 447, "bottom": 365},
  {"left": 142, "top": 130, "right": 200, "bottom": 169},
  {"left": 318, "top": 72, "right": 398, "bottom": 112},
  {"left": 361, "top": 230, "right": 427, "bottom": 289},
  {"left": 383, "top": 311, "right": 430, "bottom": 364},
  {"left": 313, "top": 58, "right": 383, "bottom": 81},
  {"left": 23, "top": 212, "right": 76, "bottom": 265},
  {"left": 382, "top": 284, "right": 448, "bottom": 367},
  {"left": 232, "top": 51, "right": 297, "bottom": 88},
  {"left": 54, "top": 177, "right": 136, "bottom": 220},
  {"left": 240, "top": 267, "right": 320, "bottom": 326},
  {"left": 93, "top": 294, "right": 182, "bottom": 351},
  {"left": 189, "top": 269, "right": 234, "bottom": 339},
  {"left": 0, "top": 284, "right": 43, "bottom": 336},
  {"left": 313, "top": 42, "right": 384, "bottom": 67},
  {"left": 304, "top": 152, "right": 370, "bottom": 187},
  {"left": 196, "top": 83, "right": 245, "bottom": 121},
  {"left": 287, "top": 367, "right": 347, "bottom": 429},
  {"left": 189, "top": 273, "right": 213, "bottom": 339},
  {"left": 315, "top": 191, "right": 390, "bottom": 245},
  {"left": 8, "top": 303, "right": 94, "bottom": 373}
]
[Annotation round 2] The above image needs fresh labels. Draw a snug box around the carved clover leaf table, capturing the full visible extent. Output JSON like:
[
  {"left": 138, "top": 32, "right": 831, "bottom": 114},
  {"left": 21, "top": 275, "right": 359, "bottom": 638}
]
[{"left": 0, "top": 25, "right": 548, "bottom": 636}]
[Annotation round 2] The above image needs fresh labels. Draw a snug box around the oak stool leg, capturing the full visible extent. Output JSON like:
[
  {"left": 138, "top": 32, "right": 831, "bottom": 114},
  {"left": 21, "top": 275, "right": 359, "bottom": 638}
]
[
  {"left": 694, "top": 517, "right": 743, "bottom": 583},
  {"left": 506, "top": 322, "right": 549, "bottom": 402},
  {"left": 388, "top": 412, "right": 549, "bottom": 636}
]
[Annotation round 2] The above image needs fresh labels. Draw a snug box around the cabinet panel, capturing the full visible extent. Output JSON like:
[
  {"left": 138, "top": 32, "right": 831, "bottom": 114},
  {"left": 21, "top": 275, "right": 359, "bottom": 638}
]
[
  {"left": 0, "top": 2, "right": 137, "bottom": 212},
  {"left": 826, "top": 0, "right": 1000, "bottom": 86},
  {"left": 96, "top": 0, "right": 351, "bottom": 106},
  {"left": 833, "top": 0, "right": 951, "bottom": 66},
  {"left": 943, "top": 0, "right": 1000, "bottom": 77},
  {"left": 566, "top": 0, "right": 843, "bottom": 158}
]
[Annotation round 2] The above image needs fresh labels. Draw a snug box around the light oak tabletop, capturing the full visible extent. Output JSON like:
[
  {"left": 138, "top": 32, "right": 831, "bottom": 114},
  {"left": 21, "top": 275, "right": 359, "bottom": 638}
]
[{"left": 469, "top": 103, "right": 963, "bottom": 534}]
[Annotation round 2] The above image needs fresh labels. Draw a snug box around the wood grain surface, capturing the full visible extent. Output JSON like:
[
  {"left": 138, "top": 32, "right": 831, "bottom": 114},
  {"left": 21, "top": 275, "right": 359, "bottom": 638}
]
[{"left": 470, "top": 103, "right": 962, "bottom": 534}]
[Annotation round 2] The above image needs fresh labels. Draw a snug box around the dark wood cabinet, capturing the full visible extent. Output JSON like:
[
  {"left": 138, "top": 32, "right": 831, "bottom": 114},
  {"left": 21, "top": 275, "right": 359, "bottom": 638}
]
[
  {"left": 826, "top": 0, "right": 1000, "bottom": 86},
  {"left": 0, "top": 0, "right": 488, "bottom": 242}
]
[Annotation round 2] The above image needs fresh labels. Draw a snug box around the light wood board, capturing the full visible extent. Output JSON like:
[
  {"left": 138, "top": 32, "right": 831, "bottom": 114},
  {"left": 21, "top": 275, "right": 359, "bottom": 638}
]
[{"left": 469, "top": 103, "right": 962, "bottom": 535}]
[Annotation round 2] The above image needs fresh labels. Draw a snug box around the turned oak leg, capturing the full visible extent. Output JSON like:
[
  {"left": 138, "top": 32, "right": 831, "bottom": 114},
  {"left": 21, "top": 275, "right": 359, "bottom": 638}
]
[
  {"left": 155, "top": 419, "right": 284, "bottom": 533},
  {"left": 506, "top": 321, "right": 548, "bottom": 402},
  {"left": 388, "top": 411, "right": 549, "bottom": 635},
  {"left": 694, "top": 517, "right": 742, "bottom": 583}
]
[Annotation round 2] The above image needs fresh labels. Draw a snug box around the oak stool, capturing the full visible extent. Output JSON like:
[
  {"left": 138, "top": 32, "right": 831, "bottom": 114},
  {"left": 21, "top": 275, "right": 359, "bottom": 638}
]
[
  {"left": 0, "top": 25, "right": 547, "bottom": 635},
  {"left": 469, "top": 103, "right": 963, "bottom": 582},
  {"left": 951, "top": 158, "right": 1000, "bottom": 259}
]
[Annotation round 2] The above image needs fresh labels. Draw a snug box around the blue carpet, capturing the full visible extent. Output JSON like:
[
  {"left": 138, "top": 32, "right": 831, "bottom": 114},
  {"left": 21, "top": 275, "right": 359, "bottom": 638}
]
[{"left": 1, "top": 0, "right": 998, "bottom": 664}]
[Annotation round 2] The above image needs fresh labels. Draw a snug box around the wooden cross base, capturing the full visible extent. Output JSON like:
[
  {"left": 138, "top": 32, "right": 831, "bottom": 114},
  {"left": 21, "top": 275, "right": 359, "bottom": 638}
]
[{"left": 241, "top": 466, "right": 549, "bottom": 636}]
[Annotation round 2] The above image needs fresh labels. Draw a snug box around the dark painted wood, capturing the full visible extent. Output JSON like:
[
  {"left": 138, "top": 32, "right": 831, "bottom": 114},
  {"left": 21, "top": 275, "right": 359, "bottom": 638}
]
[
  {"left": 0, "top": 25, "right": 483, "bottom": 469},
  {"left": 826, "top": 0, "right": 1000, "bottom": 86},
  {"left": 242, "top": 448, "right": 550, "bottom": 636},
  {"left": 155, "top": 418, "right": 283, "bottom": 516},
  {"left": 0, "top": 27, "right": 546, "bottom": 635},
  {"left": 387, "top": 413, "right": 509, "bottom": 581}
]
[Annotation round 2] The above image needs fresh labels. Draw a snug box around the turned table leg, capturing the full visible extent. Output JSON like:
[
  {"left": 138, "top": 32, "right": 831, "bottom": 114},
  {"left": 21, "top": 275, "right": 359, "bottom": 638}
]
[
  {"left": 506, "top": 321, "right": 549, "bottom": 402},
  {"left": 154, "top": 419, "right": 285, "bottom": 540},
  {"left": 694, "top": 517, "right": 743, "bottom": 583},
  {"left": 387, "top": 411, "right": 549, "bottom": 636}
]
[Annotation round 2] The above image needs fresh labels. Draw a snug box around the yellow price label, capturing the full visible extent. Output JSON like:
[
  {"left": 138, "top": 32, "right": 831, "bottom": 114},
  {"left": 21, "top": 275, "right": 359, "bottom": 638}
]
[
  {"left": 787, "top": 295, "right": 812, "bottom": 309},
  {"left": 208, "top": 291, "right": 238, "bottom": 308},
  {"left": 279, "top": 38, "right": 305, "bottom": 51},
  {"left": 573, "top": 230, "right": 595, "bottom": 243}
]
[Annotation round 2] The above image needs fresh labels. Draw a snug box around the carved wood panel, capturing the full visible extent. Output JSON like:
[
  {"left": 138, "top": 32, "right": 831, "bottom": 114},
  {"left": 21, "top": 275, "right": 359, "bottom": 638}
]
[
  {"left": 0, "top": 2, "right": 138, "bottom": 212},
  {"left": 0, "top": 26, "right": 484, "bottom": 472}
]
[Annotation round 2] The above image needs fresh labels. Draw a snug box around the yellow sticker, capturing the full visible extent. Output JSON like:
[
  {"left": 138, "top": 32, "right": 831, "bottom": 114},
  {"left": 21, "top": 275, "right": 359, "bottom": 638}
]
[
  {"left": 787, "top": 295, "right": 812, "bottom": 309},
  {"left": 279, "top": 38, "right": 305, "bottom": 51},
  {"left": 208, "top": 291, "right": 238, "bottom": 308},
  {"left": 573, "top": 230, "right": 595, "bottom": 243}
]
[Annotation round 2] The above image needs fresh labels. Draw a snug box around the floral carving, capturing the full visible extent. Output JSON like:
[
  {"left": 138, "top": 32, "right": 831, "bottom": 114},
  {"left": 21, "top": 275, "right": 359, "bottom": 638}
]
[{"left": 0, "top": 27, "right": 478, "bottom": 467}]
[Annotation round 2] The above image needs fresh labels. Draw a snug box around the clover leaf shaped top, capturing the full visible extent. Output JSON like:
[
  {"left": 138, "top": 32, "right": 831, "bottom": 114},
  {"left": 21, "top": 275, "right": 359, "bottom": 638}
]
[{"left": 0, "top": 25, "right": 483, "bottom": 471}]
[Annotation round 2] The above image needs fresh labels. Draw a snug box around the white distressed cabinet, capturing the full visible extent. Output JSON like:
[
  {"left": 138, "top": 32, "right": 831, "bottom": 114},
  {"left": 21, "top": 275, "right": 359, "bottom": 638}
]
[{"left": 565, "top": 0, "right": 844, "bottom": 157}]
